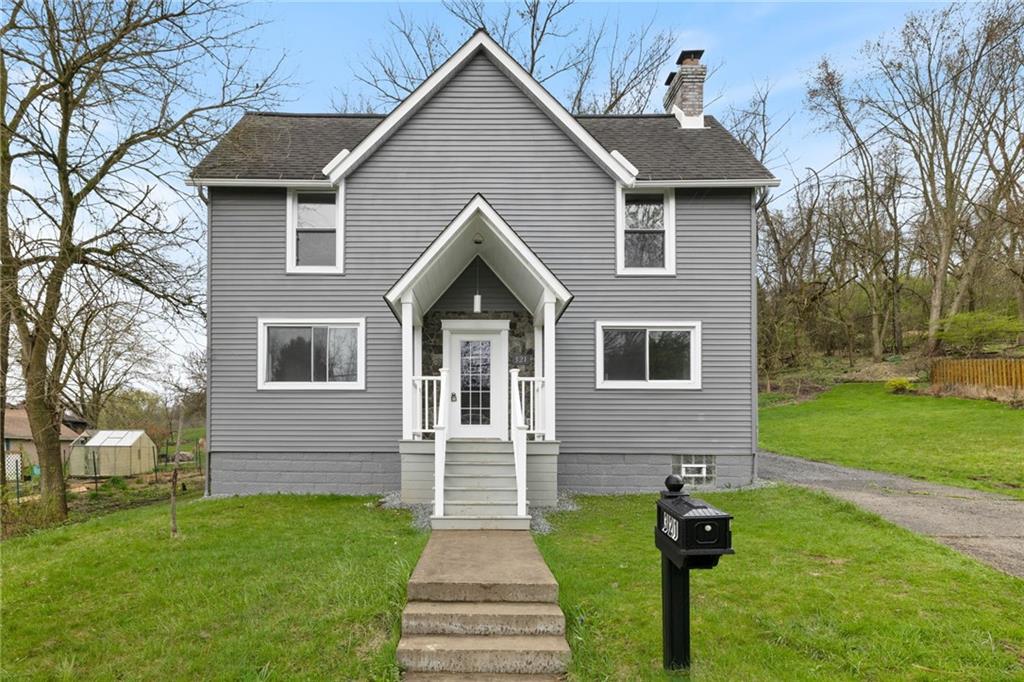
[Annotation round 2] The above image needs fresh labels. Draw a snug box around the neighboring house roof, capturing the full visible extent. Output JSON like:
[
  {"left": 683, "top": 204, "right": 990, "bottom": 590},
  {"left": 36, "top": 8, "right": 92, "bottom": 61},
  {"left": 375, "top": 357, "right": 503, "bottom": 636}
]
[
  {"left": 3, "top": 408, "right": 79, "bottom": 442},
  {"left": 192, "top": 112, "right": 774, "bottom": 185},
  {"left": 84, "top": 430, "right": 148, "bottom": 447}
]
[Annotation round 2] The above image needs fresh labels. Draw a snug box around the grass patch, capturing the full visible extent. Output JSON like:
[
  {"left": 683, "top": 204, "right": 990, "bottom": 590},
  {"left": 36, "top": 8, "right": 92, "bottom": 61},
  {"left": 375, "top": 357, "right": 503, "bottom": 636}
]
[
  {"left": 759, "top": 382, "right": 1024, "bottom": 498},
  {"left": 1, "top": 495, "right": 427, "bottom": 679},
  {"left": 536, "top": 488, "right": 1024, "bottom": 681}
]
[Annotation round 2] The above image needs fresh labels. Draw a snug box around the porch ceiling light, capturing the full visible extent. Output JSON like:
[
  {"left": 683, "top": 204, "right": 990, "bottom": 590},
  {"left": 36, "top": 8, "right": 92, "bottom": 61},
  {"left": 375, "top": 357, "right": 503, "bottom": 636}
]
[{"left": 473, "top": 256, "right": 483, "bottom": 313}]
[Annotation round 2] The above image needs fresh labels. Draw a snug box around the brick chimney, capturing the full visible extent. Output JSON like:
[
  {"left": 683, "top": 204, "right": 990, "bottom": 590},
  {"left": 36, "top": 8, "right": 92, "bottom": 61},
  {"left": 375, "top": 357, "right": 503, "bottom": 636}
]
[{"left": 663, "top": 49, "right": 706, "bottom": 129}]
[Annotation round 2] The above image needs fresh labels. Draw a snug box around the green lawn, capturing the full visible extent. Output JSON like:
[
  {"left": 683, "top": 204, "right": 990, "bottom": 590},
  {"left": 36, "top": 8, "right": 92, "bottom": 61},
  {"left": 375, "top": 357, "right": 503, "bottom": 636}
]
[
  {"left": 1, "top": 495, "right": 427, "bottom": 680},
  {"left": 759, "top": 382, "right": 1024, "bottom": 499},
  {"left": 536, "top": 488, "right": 1024, "bottom": 681},
  {"left": 4, "top": 488, "right": 1023, "bottom": 680}
]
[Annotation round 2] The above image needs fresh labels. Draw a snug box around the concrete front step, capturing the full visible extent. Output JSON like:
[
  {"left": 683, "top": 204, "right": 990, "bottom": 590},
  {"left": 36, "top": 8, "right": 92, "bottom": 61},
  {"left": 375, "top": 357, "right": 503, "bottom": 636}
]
[
  {"left": 430, "top": 516, "right": 532, "bottom": 531},
  {"left": 403, "top": 601, "right": 565, "bottom": 636},
  {"left": 397, "top": 635, "right": 570, "bottom": 675},
  {"left": 407, "top": 531, "right": 558, "bottom": 602}
]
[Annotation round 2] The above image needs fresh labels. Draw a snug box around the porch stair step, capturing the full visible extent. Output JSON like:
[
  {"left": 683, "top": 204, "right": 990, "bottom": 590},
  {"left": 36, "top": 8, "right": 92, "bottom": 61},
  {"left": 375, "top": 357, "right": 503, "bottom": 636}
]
[
  {"left": 399, "top": 531, "right": 569, "bottom": 677},
  {"left": 444, "top": 487, "right": 517, "bottom": 502},
  {"left": 402, "top": 601, "right": 565, "bottom": 636},
  {"left": 397, "top": 635, "right": 570, "bottom": 675},
  {"left": 445, "top": 501, "right": 519, "bottom": 517},
  {"left": 446, "top": 463, "right": 516, "bottom": 477},
  {"left": 430, "top": 515, "right": 531, "bottom": 531}
]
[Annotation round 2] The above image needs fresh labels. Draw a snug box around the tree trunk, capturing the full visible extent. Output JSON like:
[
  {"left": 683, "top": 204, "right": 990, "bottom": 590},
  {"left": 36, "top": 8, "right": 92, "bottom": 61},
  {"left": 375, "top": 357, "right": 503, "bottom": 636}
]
[
  {"left": 170, "top": 402, "right": 184, "bottom": 538},
  {"left": 1016, "top": 282, "right": 1024, "bottom": 345},
  {"left": 926, "top": 253, "right": 950, "bottom": 355},
  {"left": 23, "top": 369, "right": 67, "bottom": 519},
  {"left": 871, "top": 309, "right": 884, "bottom": 362}
]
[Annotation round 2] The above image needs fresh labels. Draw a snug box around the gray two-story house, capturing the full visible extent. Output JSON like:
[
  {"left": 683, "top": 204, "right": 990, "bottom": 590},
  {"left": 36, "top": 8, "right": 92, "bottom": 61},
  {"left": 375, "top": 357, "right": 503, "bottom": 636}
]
[{"left": 189, "top": 31, "right": 776, "bottom": 529}]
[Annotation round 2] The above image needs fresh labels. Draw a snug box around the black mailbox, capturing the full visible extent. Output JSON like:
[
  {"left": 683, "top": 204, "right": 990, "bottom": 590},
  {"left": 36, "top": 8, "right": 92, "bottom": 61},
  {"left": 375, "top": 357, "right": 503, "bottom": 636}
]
[
  {"left": 654, "top": 474, "right": 734, "bottom": 670},
  {"left": 655, "top": 479, "right": 734, "bottom": 569}
]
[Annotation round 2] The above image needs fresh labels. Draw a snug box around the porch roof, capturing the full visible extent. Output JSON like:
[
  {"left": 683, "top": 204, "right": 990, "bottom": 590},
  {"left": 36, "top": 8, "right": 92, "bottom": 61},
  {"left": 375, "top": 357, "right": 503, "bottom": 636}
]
[{"left": 384, "top": 195, "right": 573, "bottom": 321}]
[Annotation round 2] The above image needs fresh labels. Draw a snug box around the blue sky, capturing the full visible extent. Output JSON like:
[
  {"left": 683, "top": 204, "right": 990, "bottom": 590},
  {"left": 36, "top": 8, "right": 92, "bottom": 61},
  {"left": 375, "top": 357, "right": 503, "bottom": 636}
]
[{"left": 240, "top": 1, "right": 945, "bottom": 192}]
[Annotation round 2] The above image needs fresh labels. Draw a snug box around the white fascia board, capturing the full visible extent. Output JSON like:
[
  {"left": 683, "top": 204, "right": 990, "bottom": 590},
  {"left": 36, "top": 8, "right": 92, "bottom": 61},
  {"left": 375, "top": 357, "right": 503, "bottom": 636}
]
[
  {"left": 186, "top": 177, "right": 333, "bottom": 188},
  {"left": 323, "top": 31, "right": 636, "bottom": 186},
  {"left": 610, "top": 150, "right": 639, "bottom": 177},
  {"left": 631, "top": 178, "right": 781, "bottom": 188},
  {"left": 384, "top": 194, "right": 572, "bottom": 316}
]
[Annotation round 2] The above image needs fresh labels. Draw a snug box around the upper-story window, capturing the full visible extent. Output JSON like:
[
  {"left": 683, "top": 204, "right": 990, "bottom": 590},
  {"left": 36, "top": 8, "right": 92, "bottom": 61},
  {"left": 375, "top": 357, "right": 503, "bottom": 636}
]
[
  {"left": 286, "top": 188, "right": 343, "bottom": 273},
  {"left": 616, "top": 188, "right": 675, "bottom": 275}
]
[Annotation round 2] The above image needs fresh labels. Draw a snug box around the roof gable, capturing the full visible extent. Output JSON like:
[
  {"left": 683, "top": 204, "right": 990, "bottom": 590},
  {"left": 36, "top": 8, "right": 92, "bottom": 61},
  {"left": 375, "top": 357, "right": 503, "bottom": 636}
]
[
  {"left": 322, "top": 30, "right": 636, "bottom": 186},
  {"left": 385, "top": 194, "right": 572, "bottom": 320}
]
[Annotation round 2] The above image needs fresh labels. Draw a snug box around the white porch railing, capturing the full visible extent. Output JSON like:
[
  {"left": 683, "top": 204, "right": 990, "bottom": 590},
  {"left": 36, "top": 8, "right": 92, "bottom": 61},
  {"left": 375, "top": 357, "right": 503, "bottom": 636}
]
[
  {"left": 433, "top": 368, "right": 449, "bottom": 516},
  {"left": 515, "top": 376, "right": 545, "bottom": 438},
  {"left": 411, "top": 375, "right": 442, "bottom": 437},
  {"left": 509, "top": 369, "right": 528, "bottom": 516}
]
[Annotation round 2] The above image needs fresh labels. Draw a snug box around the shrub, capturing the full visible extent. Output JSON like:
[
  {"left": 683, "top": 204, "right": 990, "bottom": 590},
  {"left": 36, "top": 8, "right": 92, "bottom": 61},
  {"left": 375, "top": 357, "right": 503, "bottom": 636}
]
[
  {"left": 885, "top": 378, "right": 915, "bottom": 394},
  {"left": 938, "top": 312, "right": 1024, "bottom": 356}
]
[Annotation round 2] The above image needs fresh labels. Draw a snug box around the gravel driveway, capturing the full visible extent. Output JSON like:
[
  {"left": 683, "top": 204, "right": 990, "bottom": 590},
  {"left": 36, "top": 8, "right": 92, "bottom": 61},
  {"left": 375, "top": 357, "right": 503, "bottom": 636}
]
[{"left": 759, "top": 451, "right": 1024, "bottom": 579}]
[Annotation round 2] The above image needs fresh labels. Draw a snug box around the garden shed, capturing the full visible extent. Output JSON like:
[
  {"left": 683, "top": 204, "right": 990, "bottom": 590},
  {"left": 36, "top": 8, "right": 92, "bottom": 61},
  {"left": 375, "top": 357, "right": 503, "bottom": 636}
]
[{"left": 69, "top": 430, "right": 158, "bottom": 478}]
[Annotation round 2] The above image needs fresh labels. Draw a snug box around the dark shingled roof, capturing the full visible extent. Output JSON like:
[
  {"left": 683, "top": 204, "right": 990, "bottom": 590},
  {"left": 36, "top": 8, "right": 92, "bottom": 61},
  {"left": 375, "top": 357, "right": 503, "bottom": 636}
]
[
  {"left": 577, "top": 115, "right": 774, "bottom": 182},
  {"left": 192, "top": 111, "right": 774, "bottom": 183}
]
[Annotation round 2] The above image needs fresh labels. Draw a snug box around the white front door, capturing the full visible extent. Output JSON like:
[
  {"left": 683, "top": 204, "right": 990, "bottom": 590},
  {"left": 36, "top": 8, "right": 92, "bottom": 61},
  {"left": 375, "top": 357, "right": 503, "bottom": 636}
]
[{"left": 444, "top": 325, "right": 509, "bottom": 439}]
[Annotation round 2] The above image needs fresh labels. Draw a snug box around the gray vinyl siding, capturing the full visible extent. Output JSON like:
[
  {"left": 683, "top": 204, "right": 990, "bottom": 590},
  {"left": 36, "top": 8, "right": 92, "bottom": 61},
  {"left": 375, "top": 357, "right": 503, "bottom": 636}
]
[{"left": 208, "top": 51, "right": 755, "bottom": 476}]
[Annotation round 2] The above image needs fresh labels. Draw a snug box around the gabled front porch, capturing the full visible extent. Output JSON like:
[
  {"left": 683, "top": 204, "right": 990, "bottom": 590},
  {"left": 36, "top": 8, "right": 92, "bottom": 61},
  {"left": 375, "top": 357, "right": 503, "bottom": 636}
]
[{"left": 385, "top": 196, "right": 571, "bottom": 529}]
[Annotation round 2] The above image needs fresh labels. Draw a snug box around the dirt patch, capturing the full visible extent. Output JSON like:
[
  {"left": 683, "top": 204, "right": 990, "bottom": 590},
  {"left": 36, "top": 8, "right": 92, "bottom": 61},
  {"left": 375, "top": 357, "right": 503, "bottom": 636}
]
[{"left": 1, "top": 469, "right": 204, "bottom": 539}]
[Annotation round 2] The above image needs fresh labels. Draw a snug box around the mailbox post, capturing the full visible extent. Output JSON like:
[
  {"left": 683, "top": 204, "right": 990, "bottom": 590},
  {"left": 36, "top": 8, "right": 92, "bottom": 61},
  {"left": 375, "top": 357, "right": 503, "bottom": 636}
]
[{"left": 654, "top": 473, "right": 734, "bottom": 670}]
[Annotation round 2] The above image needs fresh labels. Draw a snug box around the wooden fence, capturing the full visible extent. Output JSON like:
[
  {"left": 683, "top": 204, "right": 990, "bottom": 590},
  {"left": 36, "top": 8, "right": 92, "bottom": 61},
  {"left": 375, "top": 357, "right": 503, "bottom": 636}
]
[{"left": 931, "top": 358, "right": 1024, "bottom": 389}]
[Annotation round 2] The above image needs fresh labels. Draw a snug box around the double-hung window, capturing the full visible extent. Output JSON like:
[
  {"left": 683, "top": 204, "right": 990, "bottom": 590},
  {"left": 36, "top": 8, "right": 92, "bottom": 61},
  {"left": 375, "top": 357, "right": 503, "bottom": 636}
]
[
  {"left": 595, "top": 321, "right": 701, "bottom": 389},
  {"left": 616, "top": 188, "right": 675, "bottom": 275},
  {"left": 286, "top": 188, "right": 343, "bottom": 273},
  {"left": 257, "top": 318, "right": 365, "bottom": 389}
]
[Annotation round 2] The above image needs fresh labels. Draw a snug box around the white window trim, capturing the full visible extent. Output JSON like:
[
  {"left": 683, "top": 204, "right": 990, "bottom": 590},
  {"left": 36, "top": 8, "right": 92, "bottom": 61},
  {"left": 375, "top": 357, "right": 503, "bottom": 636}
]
[
  {"left": 616, "top": 186, "right": 676, "bottom": 276},
  {"left": 285, "top": 184, "right": 344, "bottom": 274},
  {"left": 257, "top": 317, "right": 366, "bottom": 390},
  {"left": 595, "top": 320, "right": 702, "bottom": 390}
]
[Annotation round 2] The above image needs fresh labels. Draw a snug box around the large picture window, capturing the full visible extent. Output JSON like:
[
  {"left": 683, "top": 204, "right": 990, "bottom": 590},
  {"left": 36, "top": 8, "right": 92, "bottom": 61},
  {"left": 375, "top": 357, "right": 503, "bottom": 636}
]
[
  {"left": 595, "top": 321, "right": 701, "bottom": 389},
  {"left": 286, "top": 188, "right": 343, "bottom": 273},
  {"left": 257, "top": 318, "right": 365, "bottom": 389},
  {"left": 616, "top": 188, "right": 675, "bottom": 275}
]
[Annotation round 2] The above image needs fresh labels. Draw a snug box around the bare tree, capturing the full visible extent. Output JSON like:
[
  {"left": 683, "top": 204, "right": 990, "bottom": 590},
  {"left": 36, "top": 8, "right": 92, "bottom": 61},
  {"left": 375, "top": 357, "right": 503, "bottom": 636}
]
[
  {"left": 1, "top": 0, "right": 284, "bottom": 519},
  {"left": 60, "top": 296, "right": 156, "bottom": 428},
  {"left": 347, "top": 0, "right": 675, "bottom": 115},
  {"left": 851, "top": 3, "right": 1023, "bottom": 353}
]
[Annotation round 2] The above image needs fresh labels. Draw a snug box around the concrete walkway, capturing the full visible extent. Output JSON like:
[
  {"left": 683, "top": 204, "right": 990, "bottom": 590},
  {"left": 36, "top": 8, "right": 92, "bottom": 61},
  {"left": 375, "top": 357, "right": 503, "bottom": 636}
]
[
  {"left": 398, "top": 530, "right": 570, "bottom": 679},
  {"left": 759, "top": 452, "right": 1024, "bottom": 578}
]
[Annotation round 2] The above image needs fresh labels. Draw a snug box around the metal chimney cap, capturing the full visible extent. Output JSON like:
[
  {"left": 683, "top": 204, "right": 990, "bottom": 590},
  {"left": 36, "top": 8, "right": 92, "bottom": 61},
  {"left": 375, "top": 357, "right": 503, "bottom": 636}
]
[{"left": 676, "top": 49, "right": 705, "bottom": 65}]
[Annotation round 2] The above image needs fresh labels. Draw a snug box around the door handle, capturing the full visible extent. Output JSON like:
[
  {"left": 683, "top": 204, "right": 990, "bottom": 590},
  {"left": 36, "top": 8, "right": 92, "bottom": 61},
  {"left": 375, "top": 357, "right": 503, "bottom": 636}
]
[{"left": 451, "top": 393, "right": 458, "bottom": 402}]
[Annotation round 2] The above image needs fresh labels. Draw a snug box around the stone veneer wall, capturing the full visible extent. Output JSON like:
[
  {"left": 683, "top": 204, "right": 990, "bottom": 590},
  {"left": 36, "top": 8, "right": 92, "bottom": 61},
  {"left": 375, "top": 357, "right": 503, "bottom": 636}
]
[{"left": 422, "top": 310, "right": 535, "bottom": 377}]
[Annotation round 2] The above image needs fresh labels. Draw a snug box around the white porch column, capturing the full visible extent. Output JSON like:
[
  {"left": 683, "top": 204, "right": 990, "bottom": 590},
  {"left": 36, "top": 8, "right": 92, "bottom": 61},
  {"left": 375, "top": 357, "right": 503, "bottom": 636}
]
[
  {"left": 542, "top": 299, "right": 556, "bottom": 440},
  {"left": 401, "top": 300, "right": 414, "bottom": 440},
  {"left": 534, "top": 324, "right": 544, "bottom": 438}
]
